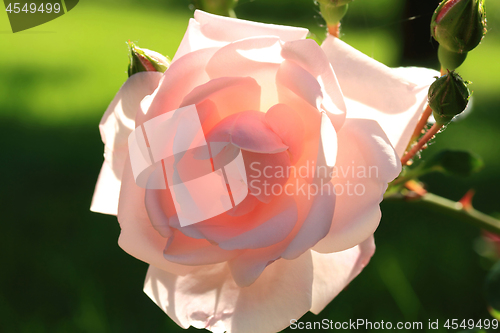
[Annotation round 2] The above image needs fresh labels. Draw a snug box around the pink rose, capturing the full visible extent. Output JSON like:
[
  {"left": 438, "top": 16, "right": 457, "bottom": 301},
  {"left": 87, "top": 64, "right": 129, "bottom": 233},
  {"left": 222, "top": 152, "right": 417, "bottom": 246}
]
[{"left": 91, "top": 11, "right": 437, "bottom": 333}]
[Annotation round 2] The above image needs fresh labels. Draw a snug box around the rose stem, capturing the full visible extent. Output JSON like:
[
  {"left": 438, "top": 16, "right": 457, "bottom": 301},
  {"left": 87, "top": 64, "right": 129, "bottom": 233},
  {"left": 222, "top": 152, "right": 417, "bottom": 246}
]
[
  {"left": 408, "top": 104, "right": 433, "bottom": 147},
  {"left": 418, "top": 192, "right": 500, "bottom": 235},
  {"left": 401, "top": 123, "right": 443, "bottom": 165},
  {"left": 406, "top": 67, "right": 448, "bottom": 148},
  {"left": 328, "top": 23, "right": 340, "bottom": 37}
]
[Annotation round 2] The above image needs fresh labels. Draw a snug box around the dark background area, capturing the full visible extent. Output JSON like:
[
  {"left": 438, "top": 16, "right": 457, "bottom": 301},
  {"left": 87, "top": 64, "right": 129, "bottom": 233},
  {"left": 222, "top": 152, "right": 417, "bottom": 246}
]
[{"left": 1, "top": 0, "right": 499, "bottom": 332}]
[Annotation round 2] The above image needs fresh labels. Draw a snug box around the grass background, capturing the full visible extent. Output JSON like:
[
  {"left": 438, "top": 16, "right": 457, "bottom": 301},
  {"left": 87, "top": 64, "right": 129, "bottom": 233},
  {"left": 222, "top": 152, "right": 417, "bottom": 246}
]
[{"left": 0, "top": 0, "right": 499, "bottom": 332}]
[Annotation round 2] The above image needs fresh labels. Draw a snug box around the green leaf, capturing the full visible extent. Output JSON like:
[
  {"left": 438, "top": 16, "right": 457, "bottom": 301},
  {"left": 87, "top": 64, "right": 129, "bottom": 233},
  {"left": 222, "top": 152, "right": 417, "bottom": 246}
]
[
  {"left": 423, "top": 150, "right": 484, "bottom": 177},
  {"left": 485, "top": 261, "right": 500, "bottom": 313}
]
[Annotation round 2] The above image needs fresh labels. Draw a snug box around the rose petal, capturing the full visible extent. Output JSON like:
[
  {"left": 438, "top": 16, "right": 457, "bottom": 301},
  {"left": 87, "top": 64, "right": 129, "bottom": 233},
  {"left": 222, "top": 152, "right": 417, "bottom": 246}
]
[
  {"left": 100, "top": 72, "right": 163, "bottom": 158},
  {"left": 180, "top": 76, "right": 261, "bottom": 126},
  {"left": 281, "top": 183, "right": 335, "bottom": 260},
  {"left": 281, "top": 39, "right": 346, "bottom": 131},
  {"left": 225, "top": 194, "right": 260, "bottom": 217},
  {"left": 321, "top": 36, "right": 439, "bottom": 157},
  {"left": 320, "top": 112, "right": 338, "bottom": 168},
  {"left": 173, "top": 10, "right": 308, "bottom": 62},
  {"left": 276, "top": 60, "right": 323, "bottom": 115},
  {"left": 117, "top": 159, "right": 194, "bottom": 275},
  {"left": 91, "top": 72, "right": 162, "bottom": 215},
  {"left": 139, "top": 47, "right": 217, "bottom": 126},
  {"left": 168, "top": 214, "right": 217, "bottom": 240},
  {"left": 276, "top": 68, "right": 322, "bottom": 138},
  {"left": 265, "top": 103, "right": 305, "bottom": 164},
  {"left": 313, "top": 118, "right": 400, "bottom": 253},
  {"left": 275, "top": 63, "right": 324, "bottom": 175},
  {"left": 206, "top": 110, "right": 288, "bottom": 154},
  {"left": 187, "top": 192, "right": 296, "bottom": 246},
  {"left": 229, "top": 253, "right": 312, "bottom": 333},
  {"left": 144, "top": 251, "right": 314, "bottom": 333},
  {"left": 144, "top": 188, "right": 176, "bottom": 238},
  {"left": 217, "top": 198, "right": 298, "bottom": 251},
  {"left": 163, "top": 231, "right": 243, "bottom": 266},
  {"left": 90, "top": 161, "right": 122, "bottom": 215},
  {"left": 243, "top": 150, "right": 291, "bottom": 203},
  {"left": 228, "top": 248, "right": 281, "bottom": 288},
  {"left": 310, "top": 236, "right": 376, "bottom": 314},
  {"left": 205, "top": 37, "right": 284, "bottom": 111}
]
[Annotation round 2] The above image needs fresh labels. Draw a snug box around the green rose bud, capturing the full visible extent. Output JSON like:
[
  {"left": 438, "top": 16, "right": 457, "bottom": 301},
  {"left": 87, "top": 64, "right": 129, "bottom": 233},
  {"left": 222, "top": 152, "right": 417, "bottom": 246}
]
[
  {"left": 431, "top": 0, "right": 487, "bottom": 54},
  {"left": 428, "top": 71, "right": 471, "bottom": 125},
  {"left": 190, "top": 0, "right": 238, "bottom": 17},
  {"left": 319, "top": 3, "right": 349, "bottom": 28},
  {"left": 318, "top": 0, "right": 354, "bottom": 29},
  {"left": 128, "top": 41, "right": 169, "bottom": 77}
]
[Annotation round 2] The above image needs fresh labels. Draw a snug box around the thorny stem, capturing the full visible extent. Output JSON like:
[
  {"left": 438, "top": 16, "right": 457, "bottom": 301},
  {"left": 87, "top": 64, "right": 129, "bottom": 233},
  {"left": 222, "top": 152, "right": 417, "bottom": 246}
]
[
  {"left": 406, "top": 67, "right": 447, "bottom": 150},
  {"left": 408, "top": 104, "right": 433, "bottom": 149},
  {"left": 418, "top": 193, "right": 500, "bottom": 235},
  {"left": 402, "top": 123, "right": 443, "bottom": 166},
  {"left": 385, "top": 186, "right": 500, "bottom": 235}
]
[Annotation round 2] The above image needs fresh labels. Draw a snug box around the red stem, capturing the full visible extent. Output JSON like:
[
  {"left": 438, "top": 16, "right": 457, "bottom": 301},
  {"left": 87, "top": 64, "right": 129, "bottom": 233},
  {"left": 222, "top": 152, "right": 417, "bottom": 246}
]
[{"left": 402, "top": 123, "right": 443, "bottom": 165}]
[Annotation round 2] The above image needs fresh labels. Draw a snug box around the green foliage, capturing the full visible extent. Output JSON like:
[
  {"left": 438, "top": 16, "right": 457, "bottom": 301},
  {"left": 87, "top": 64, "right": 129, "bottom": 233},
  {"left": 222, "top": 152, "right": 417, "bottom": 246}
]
[{"left": 423, "top": 150, "right": 484, "bottom": 178}]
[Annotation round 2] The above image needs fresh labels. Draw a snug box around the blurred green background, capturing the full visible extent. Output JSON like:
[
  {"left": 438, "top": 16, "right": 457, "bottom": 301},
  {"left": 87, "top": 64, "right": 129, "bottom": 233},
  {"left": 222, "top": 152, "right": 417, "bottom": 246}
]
[{"left": 1, "top": 0, "right": 499, "bottom": 332}]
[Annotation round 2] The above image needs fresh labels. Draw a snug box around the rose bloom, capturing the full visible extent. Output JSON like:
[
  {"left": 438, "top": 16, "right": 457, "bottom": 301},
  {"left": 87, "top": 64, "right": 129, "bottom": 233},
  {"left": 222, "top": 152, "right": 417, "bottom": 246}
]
[{"left": 91, "top": 11, "right": 437, "bottom": 333}]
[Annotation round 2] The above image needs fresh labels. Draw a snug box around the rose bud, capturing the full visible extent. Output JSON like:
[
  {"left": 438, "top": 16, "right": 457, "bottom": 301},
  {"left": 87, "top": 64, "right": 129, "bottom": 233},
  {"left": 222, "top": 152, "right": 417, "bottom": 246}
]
[
  {"left": 317, "top": 0, "right": 352, "bottom": 27},
  {"left": 127, "top": 41, "right": 169, "bottom": 77},
  {"left": 431, "top": 0, "right": 487, "bottom": 54},
  {"left": 428, "top": 71, "right": 471, "bottom": 125}
]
